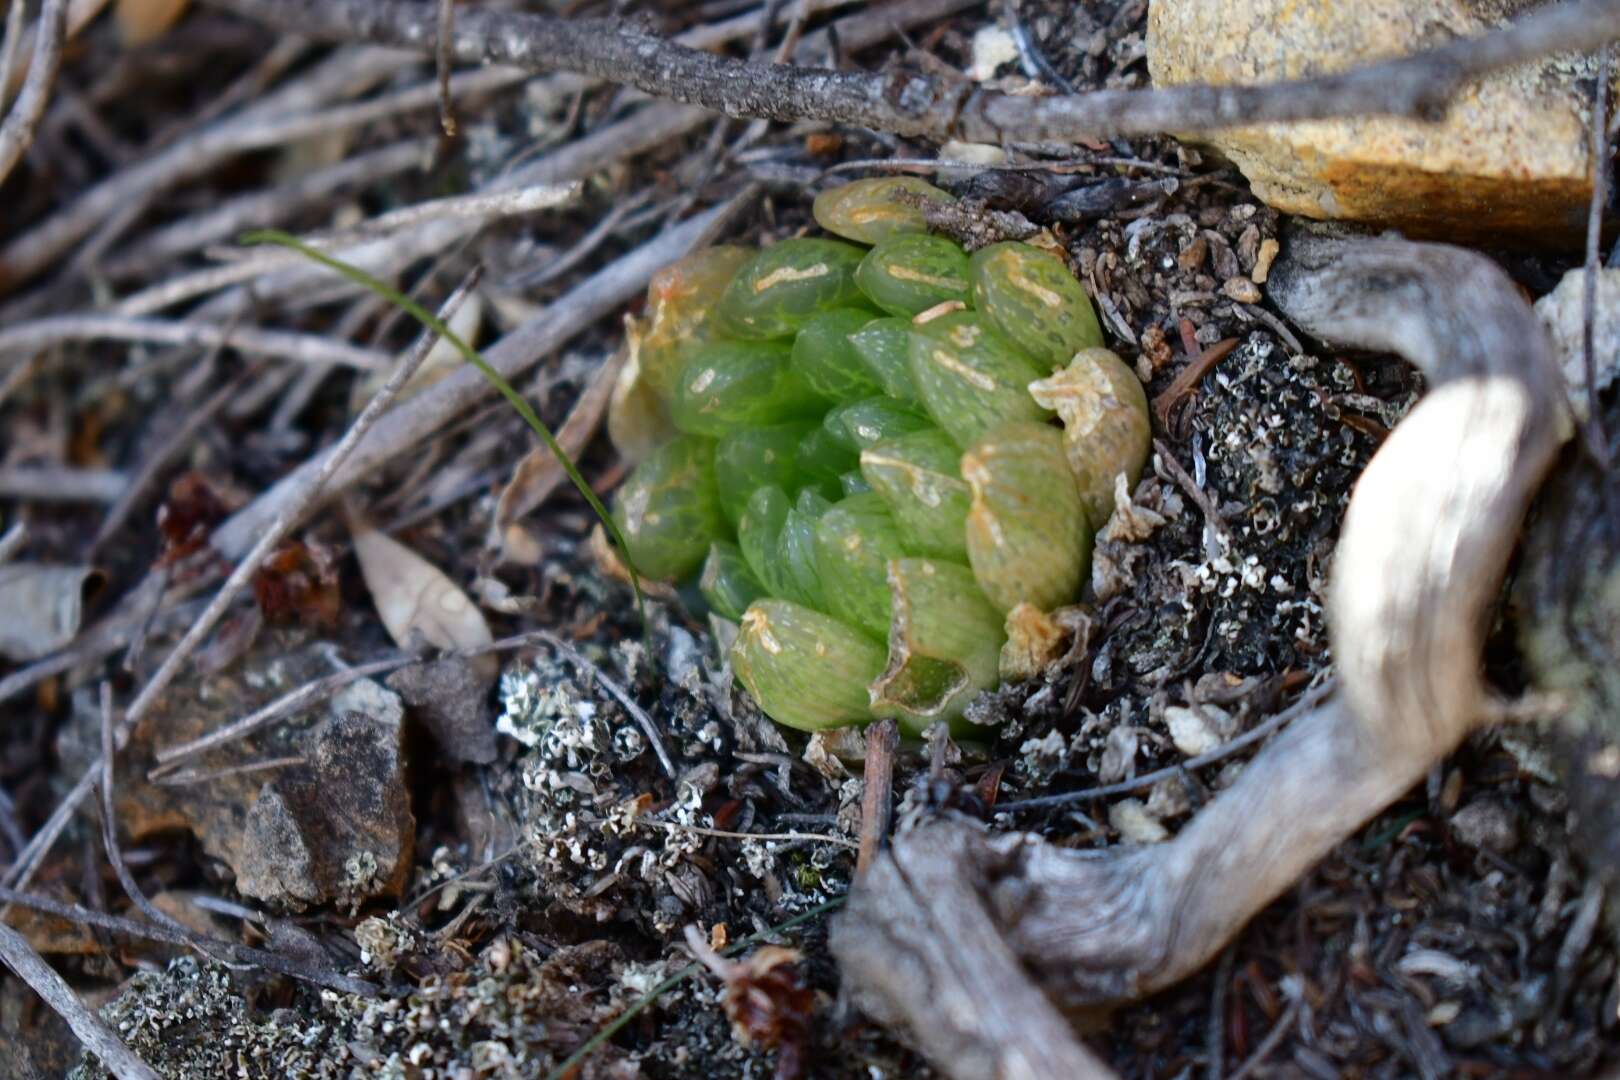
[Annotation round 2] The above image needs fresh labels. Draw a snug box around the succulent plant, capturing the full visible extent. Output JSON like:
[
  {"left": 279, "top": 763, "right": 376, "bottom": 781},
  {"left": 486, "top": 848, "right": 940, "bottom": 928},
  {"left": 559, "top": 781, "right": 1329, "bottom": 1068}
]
[{"left": 609, "top": 178, "right": 1150, "bottom": 736}]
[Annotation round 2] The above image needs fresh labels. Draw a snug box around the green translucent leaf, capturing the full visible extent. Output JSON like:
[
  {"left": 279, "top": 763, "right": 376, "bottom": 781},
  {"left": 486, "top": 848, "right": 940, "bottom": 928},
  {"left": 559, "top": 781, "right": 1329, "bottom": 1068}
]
[
  {"left": 871, "top": 558, "right": 1005, "bottom": 735},
  {"left": 791, "top": 307, "right": 884, "bottom": 402},
  {"left": 848, "top": 317, "right": 922, "bottom": 404},
  {"left": 611, "top": 435, "right": 726, "bottom": 582},
  {"left": 738, "top": 485, "right": 836, "bottom": 611},
  {"left": 824, "top": 396, "right": 933, "bottom": 451},
  {"left": 860, "top": 428, "right": 971, "bottom": 561},
  {"left": 1028, "top": 347, "right": 1152, "bottom": 531},
  {"left": 854, "top": 233, "right": 971, "bottom": 317},
  {"left": 700, "top": 541, "right": 768, "bottom": 622},
  {"left": 669, "top": 339, "right": 826, "bottom": 437},
  {"left": 840, "top": 470, "right": 872, "bottom": 497},
  {"left": 780, "top": 488, "right": 833, "bottom": 613},
  {"left": 714, "top": 421, "right": 816, "bottom": 526},
  {"left": 812, "top": 176, "right": 955, "bottom": 245},
  {"left": 908, "top": 311, "right": 1050, "bottom": 447},
  {"left": 796, "top": 424, "right": 859, "bottom": 490},
  {"left": 970, "top": 241, "right": 1104, "bottom": 371},
  {"left": 813, "top": 492, "right": 907, "bottom": 640},
  {"left": 640, "top": 245, "right": 754, "bottom": 401},
  {"left": 731, "top": 600, "right": 885, "bottom": 731},
  {"left": 739, "top": 486, "right": 800, "bottom": 605},
  {"left": 715, "top": 238, "right": 868, "bottom": 340},
  {"left": 963, "top": 421, "right": 1090, "bottom": 613}
]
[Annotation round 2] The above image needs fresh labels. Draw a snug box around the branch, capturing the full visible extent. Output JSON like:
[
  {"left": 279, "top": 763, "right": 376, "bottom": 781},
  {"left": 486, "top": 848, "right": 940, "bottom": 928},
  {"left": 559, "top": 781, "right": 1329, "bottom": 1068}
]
[
  {"left": 205, "top": 0, "right": 1620, "bottom": 143},
  {"left": 0, "top": 0, "right": 67, "bottom": 184}
]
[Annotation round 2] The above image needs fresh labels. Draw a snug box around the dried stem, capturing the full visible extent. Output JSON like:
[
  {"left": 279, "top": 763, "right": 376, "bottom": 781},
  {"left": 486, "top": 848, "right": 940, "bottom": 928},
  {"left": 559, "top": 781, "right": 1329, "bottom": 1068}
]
[
  {"left": 0, "top": 520, "right": 27, "bottom": 564},
  {"left": 0, "top": 0, "right": 68, "bottom": 184},
  {"left": 0, "top": 921, "right": 159, "bottom": 1080},
  {"left": 206, "top": 0, "right": 1620, "bottom": 144},
  {"left": 529, "top": 629, "right": 677, "bottom": 781},
  {"left": 149, "top": 653, "right": 415, "bottom": 774},
  {"left": 996, "top": 678, "right": 1335, "bottom": 812},
  {"left": 856, "top": 718, "right": 898, "bottom": 877},
  {"left": 0, "top": 315, "right": 391, "bottom": 371}
]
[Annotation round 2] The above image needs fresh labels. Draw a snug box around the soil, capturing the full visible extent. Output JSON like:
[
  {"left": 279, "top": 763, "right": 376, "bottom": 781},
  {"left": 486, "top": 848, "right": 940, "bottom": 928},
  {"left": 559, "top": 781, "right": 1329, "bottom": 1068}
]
[{"left": 1, "top": 2, "right": 1616, "bottom": 1078}]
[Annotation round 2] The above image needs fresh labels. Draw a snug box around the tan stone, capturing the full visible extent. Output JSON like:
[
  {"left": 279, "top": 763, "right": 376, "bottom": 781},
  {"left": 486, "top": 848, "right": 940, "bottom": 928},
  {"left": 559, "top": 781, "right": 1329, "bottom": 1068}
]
[{"left": 1146, "top": 0, "right": 1598, "bottom": 244}]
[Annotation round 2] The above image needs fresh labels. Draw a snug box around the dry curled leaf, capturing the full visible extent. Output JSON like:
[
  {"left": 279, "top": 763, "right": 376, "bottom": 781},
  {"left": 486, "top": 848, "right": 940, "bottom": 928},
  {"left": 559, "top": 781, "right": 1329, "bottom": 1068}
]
[
  {"left": 606, "top": 315, "right": 678, "bottom": 466},
  {"left": 347, "top": 511, "right": 494, "bottom": 674},
  {"left": 252, "top": 539, "right": 340, "bottom": 628}
]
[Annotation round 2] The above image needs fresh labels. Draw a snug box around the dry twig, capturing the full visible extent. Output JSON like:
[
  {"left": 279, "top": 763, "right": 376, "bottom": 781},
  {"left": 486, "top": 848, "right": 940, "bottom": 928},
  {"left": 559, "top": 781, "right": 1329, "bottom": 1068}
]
[
  {"left": 529, "top": 629, "right": 677, "bottom": 781},
  {"left": 997, "top": 679, "right": 1335, "bottom": 813},
  {"left": 207, "top": 0, "right": 1620, "bottom": 145},
  {"left": 856, "top": 718, "right": 898, "bottom": 877},
  {"left": 0, "top": 920, "right": 159, "bottom": 1080},
  {"left": 0, "top": 314, "right": 391, "bottom": 371},
  {"left": 0, "top": 0, "right": 68, "bottom": 184}
]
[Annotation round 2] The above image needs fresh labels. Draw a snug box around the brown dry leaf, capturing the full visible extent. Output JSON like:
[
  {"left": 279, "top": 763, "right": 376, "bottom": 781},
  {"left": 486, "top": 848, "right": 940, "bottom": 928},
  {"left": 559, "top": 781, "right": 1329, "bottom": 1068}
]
[
  {"left": 999, "top": 603, "right": 1092, "bottom": 681},
  {"left": 251, "top": 538, "right": 340, "bottom": 628},
  {"left": 155, "top": 471, "right": 230, "bottom": 567},
  {"left": 348, "top": 511, "right": 494, "bottom": 670},
  {"left": 114, "top": 0, "right": 189, "bottom": 44},
  {"left": 490, "top": 346, "right": 625, "bottom": 561}
]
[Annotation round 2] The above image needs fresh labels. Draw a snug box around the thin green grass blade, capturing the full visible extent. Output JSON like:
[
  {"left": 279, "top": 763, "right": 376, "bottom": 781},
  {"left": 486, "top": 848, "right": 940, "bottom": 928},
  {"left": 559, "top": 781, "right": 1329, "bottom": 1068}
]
[{"left": 241, "top": 229, "right": 647, "bottom": 624}]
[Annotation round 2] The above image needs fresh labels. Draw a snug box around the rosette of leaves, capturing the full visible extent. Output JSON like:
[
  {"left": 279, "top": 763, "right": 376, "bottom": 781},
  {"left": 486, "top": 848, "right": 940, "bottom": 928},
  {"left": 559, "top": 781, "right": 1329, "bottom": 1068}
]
[{"left": 609, "top": 178, "right": 1149, "bottom": 736}]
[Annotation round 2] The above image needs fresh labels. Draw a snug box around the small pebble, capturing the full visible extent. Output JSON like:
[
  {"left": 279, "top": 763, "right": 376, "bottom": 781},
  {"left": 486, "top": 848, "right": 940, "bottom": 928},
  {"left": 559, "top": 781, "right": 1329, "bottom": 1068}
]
[
  {"left": 1164, "top": 705, "right": 1222, "bottom": 757},
  {"left": 1109, "top": 798, "right": 1169, "bottom": 844},
  {"left": 1450, "top": 798, "right": 1520, "bottom": 854},
  {"left": 1251, "top": 238, "right": 1280, "bottom": 283},
  {"left": 1222, "top": 276, "right": 1262, "bottom": 304}
]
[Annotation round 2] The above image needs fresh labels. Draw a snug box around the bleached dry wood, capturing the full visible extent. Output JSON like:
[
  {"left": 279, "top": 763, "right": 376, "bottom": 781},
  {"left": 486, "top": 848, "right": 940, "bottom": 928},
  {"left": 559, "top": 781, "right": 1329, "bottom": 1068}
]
[{"left": 832, "top": 230, "right": 1566, "bottom": 1078}]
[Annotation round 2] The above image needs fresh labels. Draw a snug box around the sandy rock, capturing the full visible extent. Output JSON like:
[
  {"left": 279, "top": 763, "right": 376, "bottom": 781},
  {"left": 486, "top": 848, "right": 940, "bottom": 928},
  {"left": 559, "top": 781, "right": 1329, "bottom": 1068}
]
[{"left": 1147, "top": 0, "right": 1597, "bottom": 243}]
